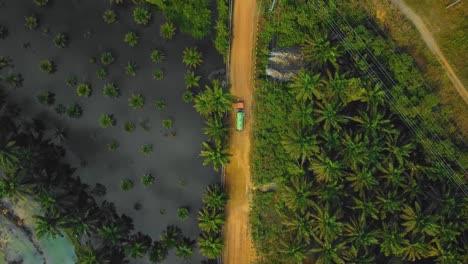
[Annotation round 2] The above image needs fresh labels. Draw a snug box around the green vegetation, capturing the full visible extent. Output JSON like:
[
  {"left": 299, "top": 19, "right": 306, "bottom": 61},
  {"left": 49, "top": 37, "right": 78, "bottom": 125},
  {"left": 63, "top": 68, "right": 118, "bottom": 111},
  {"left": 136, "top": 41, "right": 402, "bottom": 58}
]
[
  {"left": 141, "top": 173, "right": 155, "bottom": 187},
  {"left": 214, "top": 0, "right": 230, "bottom": 61},
  {"left": 99, "top": 114, "right": 115, "bottom": 128},
  {"left": 124, "top": 31, "right": 139, "bottom": 47},
  {"left": 250, "top": 1, "right": 468, "bottom": 263},
  {"left": 182, "top": 90, "right": 194, "bottom": 103},
  {"left": 155, "top": 99, "right": 165, "bottom": 110},
  {"left": 177, "top": 207, "right": 189, "bottom": 221},
  {"left": 24, "top": 16, "right": 39, "bottom": 30},
  {"left": 36, "top": 90, "right": 55, "bottom": 106},
  {"left": 129, "top": 94, "right": 144, "bottom": 109},
  {"left": 152, "top": 69, "right": 164, "bottom": 80},
  {"left": 141, "top": 144, "right": 153, "bottom": 155},
  {"left": 100, "top": 51, "right": 115, "bottom": 66},
  {"left": 147, "top": 0, "right": 211, "bottom": 39},
  {"left": 34, "top": 0, "right": 48, "bottom": 7},
  {"left": 3, "top": 73, "right": 23, "bottom": 88},
  {"left": 162, "top": 119, "right": 172, "bottom": 129},
  {"left": 175, "top": 237, "right": 194, "bottom": 259},
  {"left": 150, "top": 49, "right": 164, "bottom": 63},
  {"left": 0, "top": 56, "right": 12, "bottom": 69},
  {"left": 133, "top": 6, "right": 152, "bottom": 26},
  {"left": 39, "top": 59, "right": 56, "bottom": 74},
  {"left": 120, "top": 179, "right": 134, "bottom": 191},
  {"left": 66, "top": 76, "right": 77, "bottom": 87},
  {"left": 76, "top": 83, "right": 91, "bottom": 97},
  {"left": 160, "top": 21, "right": 176, "bottom": 40},
  {"left": 102, "top": 83, "right": 119, "bottom": 98},
  {"left": 103, "top": 9, "right": 117, "bottom": 24},
  {"left": 107, "top": 140, "right": 119, "bottom": 151},
  {"left": 96, "top": 67, "right": 107, "bottom": 79},
  {"left": 184, "top": 71, "right": 200, "bottom": 88},
  {"left": 182, "top": 47, "right": 202, "bottom": 68},
  {"left": 66, "top": 103, "right": 82, "bottom": 118},
  {"left": 124, "top": 121, "right": 136, "bottom": 133},
  {"left": 125, "top": 61, "right": 137, "bottom": 76},
  {"left": 53, "top": 33, "right": 68, "bottom": 48},
  {"left": 351, "top": 0, "right": 468, "bottom": 132}
]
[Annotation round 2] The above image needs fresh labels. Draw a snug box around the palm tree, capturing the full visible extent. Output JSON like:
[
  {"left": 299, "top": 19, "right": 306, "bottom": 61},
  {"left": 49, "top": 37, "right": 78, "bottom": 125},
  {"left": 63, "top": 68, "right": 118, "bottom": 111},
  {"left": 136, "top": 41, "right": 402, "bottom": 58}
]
[
  {"left": 0, "top": 170, "right": 33, "bottom": 200},
  {"left": 278, "top": 239, "right": 308, "bottom": 264},
  {"left": 282, "top": 212, "right": 314, "bottom": 243},
  {"left": 378, "top": 159, "right": 406, "bottom": 188},
  {"left": 182, "top": 47, "right": 203, "bottom": 68},
  {"left": 203, "top": 116, "right": 228, "bottom": 143},
  {"left": 281, "top": 175, "right": 314, "bottom": 213},
  {"left": 202, "top": 184, "right": 227, "bottom": 210},
  {"left": 310, "top": 203, "right": 343, "bottom": 243},
  {"left": 282, "top": 128, "right": 319, "bottom": 165},
  {"left": 0, "top": 141, "right": 19, "bottom": 172},
  {"left": 98, "top": 224, "right": 121, "bottom": 245},
  {"left": 375, "top": 190, "right": 403, "bottom": 220},
  {"left": 350, "top": 197, "right": 379, "bottom": 221},
  {"left": 290, "top": 102, "right": 315, "bottom": 128},
  {"left": 362, "top": 82, "right": 385, "bottom": 112},
  {"left": 310, "top": 240, "right": 346, "bottom": 264},
  {"left": 194, "top": 80, "right": 234, "bottom": 117},
  {"left": 289, "top": 69, "right": 323, "bottom": 102},
  {"left": 33, "top": 211, "right": 64, "bottom": 239},
  {"left": 200, "top": 141, "right": 230, "bottom": 171},
  {"left": 161, "top": 225, "right": 182, "bottom": 249},
  {"left": 36, "top": 191, "right": 57, "bottom": 213},
  {"left": 400, "top": 202, "right": 440, "bottom": 236},
  {"left": 149, "top": 240, "right": 168, "bottom": 263},
  {"left": 323, "top": 70, "right": 359, "bottom": 102},
  {"left": 198, "top": 207, "right": 225, "bottom": 233},
  {"left": 301, "top": 34, "right": 341, "bottom": 70},
  {"left": 125, "top": 235, "right": 151, "bottom": 258},
  {"left": 342, "top": 246, "right": 376, "bottom": 264},
  {"left": 384, "top": 134, "right": 414, "bottom": 166},
  {"left": 343, "top": 215, "right": 379, "bottom": 252},
  {"left": 309, "top": 153, "right": 344, "bottom": 183},
  {"left": 351, "top": 110, "right": 395, "bottom": 138},
  {"left": 184, "top": 70, "right": 200, "bottom": 88},
  {"left": 341, "top": 132, "right": 367, "bottom": 169},
  {"left": 198, "top": 232, "right": 223, "bottom": 259},
  {"left": 379, "top": 224, "right": 408, "bottom": 257},
  {"left": 401, "top": 237, "right": 438, "bottom": 261},
  {"left": 75, "top": 243, "right": 101, "bottom": 264},
  {"left": 175, "top": 237, "right": 195, "bottom": 259},
  {"left": 315, "top": 101, "right": 348, "bottom": 131},
  {"left": 345, "top": 167, "right": 378, "bottom": 197}
]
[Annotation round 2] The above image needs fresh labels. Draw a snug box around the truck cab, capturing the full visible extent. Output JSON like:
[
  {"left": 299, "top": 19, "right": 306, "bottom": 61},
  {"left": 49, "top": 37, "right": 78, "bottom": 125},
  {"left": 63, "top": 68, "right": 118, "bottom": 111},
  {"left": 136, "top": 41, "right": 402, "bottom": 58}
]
[{"left": 234, "top": 101, "right": 245, "bottom": 131}]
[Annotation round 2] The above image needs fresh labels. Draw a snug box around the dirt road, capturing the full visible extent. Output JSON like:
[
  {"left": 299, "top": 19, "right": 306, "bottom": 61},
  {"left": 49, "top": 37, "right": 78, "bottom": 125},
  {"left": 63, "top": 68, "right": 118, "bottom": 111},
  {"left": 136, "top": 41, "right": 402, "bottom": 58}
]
[
  {"left": 390, "top": 0, "right": 468, "bottom": 104},
  {"left": 222, "top": 0, "right": 258, "bottom": 263}
]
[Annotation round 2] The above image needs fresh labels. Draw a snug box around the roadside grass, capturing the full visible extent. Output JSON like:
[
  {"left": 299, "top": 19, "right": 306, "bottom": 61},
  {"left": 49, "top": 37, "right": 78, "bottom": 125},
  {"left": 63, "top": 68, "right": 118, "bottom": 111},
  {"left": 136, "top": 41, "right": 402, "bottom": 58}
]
[{"left": 349, "top": 0, "right": 468, "bottom": 135}]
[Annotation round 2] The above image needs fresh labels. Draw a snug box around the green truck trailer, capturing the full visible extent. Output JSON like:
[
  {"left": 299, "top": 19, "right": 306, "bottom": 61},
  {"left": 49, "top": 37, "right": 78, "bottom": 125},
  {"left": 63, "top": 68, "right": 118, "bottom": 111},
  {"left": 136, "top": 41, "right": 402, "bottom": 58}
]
[{"left": 234, "top": 101, "right": 245, "bottom": 131}]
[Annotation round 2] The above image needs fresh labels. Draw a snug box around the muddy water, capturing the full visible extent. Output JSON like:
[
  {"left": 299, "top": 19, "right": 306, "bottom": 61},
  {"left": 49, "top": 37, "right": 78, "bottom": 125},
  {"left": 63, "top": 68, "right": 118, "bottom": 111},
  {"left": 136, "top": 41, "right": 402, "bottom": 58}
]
[{"left": 0, "top": 0, "right": 223, "bottom": 263}]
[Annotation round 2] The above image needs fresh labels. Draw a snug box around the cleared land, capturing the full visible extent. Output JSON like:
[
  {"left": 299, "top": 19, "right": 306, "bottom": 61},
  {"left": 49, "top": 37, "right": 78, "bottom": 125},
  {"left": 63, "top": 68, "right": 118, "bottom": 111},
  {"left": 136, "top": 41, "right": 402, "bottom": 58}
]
[
  {"left": 222, "top": 0, "right": 258, "bottom": 263},
  {"left": 391, "top": 0, "right": 468, "bottom": 103}
]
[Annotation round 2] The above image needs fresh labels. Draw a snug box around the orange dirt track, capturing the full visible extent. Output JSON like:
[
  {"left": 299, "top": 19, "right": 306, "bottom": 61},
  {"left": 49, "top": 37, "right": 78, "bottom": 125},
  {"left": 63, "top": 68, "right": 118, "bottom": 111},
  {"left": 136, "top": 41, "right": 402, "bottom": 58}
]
[{"left": 222, "top": 0, "right": 259, "bottom": 263}]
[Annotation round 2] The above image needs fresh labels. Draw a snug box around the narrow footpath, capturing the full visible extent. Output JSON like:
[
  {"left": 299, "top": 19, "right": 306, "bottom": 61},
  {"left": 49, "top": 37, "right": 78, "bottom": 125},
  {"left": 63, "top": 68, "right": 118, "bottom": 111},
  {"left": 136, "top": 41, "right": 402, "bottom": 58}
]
[
  {"left": 223, "top": 0, "right": 258, "bottom": 263},
  {"left": 391, "top": 0, "right": 468, "bottom": 104}
]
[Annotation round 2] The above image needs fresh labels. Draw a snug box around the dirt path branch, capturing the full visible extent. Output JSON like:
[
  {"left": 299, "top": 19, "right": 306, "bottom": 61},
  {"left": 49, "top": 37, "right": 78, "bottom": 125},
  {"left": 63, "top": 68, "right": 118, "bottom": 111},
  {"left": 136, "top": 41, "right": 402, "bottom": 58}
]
[
  {"left": 222, "top": 0, "right": 258, "bottom": 263},
  {"left": 390, "top": 0, "right": 468, "bottom": 104}
]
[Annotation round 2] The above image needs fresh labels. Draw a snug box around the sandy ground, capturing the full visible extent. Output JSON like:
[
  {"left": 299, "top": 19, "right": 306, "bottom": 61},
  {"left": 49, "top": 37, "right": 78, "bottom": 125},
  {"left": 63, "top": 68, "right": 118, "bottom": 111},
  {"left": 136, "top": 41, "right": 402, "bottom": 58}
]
[
  {"left": 390, "top": 0, "right": 468, "bottom": 104},
  {"left": 222, "top": 0, "right": 258, "bottom": 263}
]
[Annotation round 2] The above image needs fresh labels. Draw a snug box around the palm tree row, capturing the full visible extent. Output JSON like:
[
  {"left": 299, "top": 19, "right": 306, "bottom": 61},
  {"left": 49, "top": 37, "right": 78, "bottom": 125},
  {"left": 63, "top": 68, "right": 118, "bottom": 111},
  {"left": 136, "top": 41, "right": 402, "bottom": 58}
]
[
  {"left": 197, "top": 184, "right": 227, "bottom": 260},
  {"left": 250, "top": 12, "right": 468, "bottom": 262}
]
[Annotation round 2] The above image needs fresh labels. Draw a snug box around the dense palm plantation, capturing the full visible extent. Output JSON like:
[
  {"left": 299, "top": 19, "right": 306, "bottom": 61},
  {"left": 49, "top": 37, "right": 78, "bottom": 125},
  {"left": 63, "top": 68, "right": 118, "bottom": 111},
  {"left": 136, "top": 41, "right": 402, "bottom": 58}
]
[{"left": 251, "top": 0, "right": 467, "bottom": 263}]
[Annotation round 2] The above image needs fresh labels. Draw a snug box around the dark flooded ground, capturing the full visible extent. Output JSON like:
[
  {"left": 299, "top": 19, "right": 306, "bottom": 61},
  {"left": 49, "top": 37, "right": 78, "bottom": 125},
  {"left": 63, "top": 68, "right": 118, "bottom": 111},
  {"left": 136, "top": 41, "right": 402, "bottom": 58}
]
[{"left": 0, "top": 0, "right": 223, "bottom": 263}]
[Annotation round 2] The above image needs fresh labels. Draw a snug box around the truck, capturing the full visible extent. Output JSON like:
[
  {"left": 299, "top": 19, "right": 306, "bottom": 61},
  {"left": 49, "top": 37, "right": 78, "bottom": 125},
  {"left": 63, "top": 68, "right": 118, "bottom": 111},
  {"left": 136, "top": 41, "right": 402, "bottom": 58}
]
[{"left": 234, "top": 101, "right": 245, "bottom": 131}]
